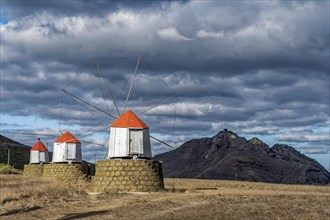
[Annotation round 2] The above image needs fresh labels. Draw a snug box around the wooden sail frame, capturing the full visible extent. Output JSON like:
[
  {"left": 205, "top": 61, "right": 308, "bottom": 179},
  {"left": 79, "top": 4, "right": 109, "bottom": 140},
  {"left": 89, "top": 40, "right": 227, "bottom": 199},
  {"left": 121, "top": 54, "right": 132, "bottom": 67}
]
[{"left": 61, "top": 56, "right": 177, "bottom": 151}]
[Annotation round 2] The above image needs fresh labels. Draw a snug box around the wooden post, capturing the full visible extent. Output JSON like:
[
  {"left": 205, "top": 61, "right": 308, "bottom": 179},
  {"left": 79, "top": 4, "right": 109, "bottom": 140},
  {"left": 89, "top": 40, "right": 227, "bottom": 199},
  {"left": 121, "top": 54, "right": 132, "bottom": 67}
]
[{"left": 7, "top": 149, "right": 10, "bottom": 165}]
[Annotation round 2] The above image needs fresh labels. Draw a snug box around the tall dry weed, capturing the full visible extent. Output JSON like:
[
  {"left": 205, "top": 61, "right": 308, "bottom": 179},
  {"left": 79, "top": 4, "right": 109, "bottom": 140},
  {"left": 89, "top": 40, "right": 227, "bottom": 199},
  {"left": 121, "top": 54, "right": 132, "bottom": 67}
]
[{"left": 0, "top": 175, "right": 87, "bottom": 207}]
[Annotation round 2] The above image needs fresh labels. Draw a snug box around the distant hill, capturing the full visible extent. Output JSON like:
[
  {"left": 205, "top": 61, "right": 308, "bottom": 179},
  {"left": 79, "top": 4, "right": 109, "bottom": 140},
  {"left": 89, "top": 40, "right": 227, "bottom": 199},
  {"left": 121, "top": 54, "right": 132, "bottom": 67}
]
[
  {"left": 154, "top": 129, "right": 330, "bottom": 185},
  {"left": 0, "top": 134, "right": 31, "bottom": 169}
]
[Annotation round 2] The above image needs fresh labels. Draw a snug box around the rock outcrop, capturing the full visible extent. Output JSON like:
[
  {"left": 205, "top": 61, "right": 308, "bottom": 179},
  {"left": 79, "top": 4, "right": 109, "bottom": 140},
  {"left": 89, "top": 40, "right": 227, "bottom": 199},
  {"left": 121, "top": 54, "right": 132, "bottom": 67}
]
[{"left": 154, "top": 130, "right": 330, "bottom": 184}]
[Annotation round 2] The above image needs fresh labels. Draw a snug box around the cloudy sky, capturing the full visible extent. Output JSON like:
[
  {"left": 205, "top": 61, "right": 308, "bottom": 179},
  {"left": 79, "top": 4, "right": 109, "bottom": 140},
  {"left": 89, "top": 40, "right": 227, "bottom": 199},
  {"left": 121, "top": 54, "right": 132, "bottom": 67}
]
[{"left": 0, "top": 0, "right": 329, "bottom": 169}]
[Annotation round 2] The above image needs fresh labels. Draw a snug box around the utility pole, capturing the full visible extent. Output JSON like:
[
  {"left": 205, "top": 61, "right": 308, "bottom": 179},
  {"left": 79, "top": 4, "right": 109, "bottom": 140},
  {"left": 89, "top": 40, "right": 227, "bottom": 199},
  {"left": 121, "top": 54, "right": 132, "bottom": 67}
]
[{"left": 7, "top": 149, "right": 10, "bottom": 165}]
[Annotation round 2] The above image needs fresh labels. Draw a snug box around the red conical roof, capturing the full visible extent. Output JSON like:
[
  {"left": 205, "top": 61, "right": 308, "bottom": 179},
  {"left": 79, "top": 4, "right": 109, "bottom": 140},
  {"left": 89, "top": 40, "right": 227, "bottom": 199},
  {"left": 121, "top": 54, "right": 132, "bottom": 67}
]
[
  {"left": 55, "top": 131, "right": 80, "bottom": 143},
  {"left": 31, "top": 140, "right": 48, "bottom": 151},
  {"left": 111, "top": 110, "right": 149, "bottom": 128}
]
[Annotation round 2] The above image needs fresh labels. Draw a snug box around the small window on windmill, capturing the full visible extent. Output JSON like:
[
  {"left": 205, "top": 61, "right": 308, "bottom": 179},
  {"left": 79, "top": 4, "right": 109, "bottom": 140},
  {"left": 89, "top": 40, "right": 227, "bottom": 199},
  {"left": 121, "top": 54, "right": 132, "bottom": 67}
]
[{"left": 129, "top": 129, "right": 142, "bottom": 155}]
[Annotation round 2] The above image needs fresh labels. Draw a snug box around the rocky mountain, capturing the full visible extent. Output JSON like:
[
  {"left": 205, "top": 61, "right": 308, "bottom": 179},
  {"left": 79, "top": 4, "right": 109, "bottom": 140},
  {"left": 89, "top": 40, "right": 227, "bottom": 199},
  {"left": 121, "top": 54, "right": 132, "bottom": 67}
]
[
  {"left": 0, "top": 134, "right": 31, "bottom": 169},
  {"left": 154, "top": 129, "right": 330, "bottom": 185}
]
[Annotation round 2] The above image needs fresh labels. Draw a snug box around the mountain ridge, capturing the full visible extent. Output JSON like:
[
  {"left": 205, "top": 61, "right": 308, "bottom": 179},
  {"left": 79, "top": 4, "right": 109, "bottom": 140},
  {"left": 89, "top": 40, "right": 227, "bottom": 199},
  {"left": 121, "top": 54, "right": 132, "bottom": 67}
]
[
  {"left": 0, "top": 134, "right": 31, "bottom": 169},
  {"left": 154, "top": 129, "right": 330, "bottom": 184}
]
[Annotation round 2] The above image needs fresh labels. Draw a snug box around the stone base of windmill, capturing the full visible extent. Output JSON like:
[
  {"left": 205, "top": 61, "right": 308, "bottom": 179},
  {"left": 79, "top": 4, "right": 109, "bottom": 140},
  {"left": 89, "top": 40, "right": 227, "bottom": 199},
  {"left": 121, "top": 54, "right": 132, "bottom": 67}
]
[
  {"left": 23, "top": 164, "right": 45, "bottom": 177},
  {"left": 42, "top": 163, "right": 89, "bottom": 183},
  {"left": 93, "top": 159, "right": 164, "bottom": 192}
]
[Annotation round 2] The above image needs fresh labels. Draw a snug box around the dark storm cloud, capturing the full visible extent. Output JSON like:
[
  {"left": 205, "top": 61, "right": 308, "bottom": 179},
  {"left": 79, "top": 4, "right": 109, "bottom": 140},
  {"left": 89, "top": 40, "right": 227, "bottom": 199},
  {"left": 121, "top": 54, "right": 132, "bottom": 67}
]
[
  {"left": 2, "top": 0, "right": 174, "bottom": 19},
  {"left": 2, "top": 0, "right": 328, "bottom": 74},
  {"left": 1, "top": 1, "right": 329, "bottom": 162}
]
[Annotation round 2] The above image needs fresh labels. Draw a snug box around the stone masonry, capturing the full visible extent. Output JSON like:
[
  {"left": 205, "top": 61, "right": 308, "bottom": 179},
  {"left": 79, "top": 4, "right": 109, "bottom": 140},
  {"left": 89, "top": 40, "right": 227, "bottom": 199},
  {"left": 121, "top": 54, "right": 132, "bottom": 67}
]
[
  {"left": 42, "top": 163, "right": 89, "bottom": 183},
  {"left": 93, "top": 159, "right": 164, "bottom": 192},
  {"left": 23, "top": 164, "right": 44, "bottom": 177},
  {"left": 23, "top": 163, "right": 89, "bottom": 183}
]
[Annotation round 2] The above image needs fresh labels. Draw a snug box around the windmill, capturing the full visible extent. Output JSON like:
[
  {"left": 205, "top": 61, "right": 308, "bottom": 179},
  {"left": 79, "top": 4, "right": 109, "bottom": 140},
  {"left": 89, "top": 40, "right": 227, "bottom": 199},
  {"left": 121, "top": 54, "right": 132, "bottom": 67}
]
[
  {"left": 52, "top": 131, "right": 82, "bottom": 163},
  {"left": 16, "top": 129, "right": 105, "bottom": 164},
  {"left": 30, "top": 138, "right": 49, "bottom": 164},
  {"left": 61, "top": 56, "right": 177, "bottom": 160}
]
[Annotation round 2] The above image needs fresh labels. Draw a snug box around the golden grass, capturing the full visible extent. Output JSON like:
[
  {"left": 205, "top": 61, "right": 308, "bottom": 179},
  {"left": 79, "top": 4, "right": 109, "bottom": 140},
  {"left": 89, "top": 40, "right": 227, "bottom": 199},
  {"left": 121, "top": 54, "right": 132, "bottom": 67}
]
[
  {"left": 0, "top": 175, "right": 87, "bottom": 207},
  {"left": 164, "top": 178, "right": 330, "bottom": 194},
  {"left": 162, "top": 178, "right": 330, "bottom": 220},
  {"left": 0, "top": 175, "right": 329, "bottom": 220}
]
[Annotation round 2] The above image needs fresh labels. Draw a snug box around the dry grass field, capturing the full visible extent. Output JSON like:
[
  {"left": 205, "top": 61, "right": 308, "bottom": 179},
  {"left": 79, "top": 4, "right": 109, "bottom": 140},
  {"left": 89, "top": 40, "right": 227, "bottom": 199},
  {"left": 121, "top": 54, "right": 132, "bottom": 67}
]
[{"left": 0, "top": 174, "right": 329, "bottom": 220}]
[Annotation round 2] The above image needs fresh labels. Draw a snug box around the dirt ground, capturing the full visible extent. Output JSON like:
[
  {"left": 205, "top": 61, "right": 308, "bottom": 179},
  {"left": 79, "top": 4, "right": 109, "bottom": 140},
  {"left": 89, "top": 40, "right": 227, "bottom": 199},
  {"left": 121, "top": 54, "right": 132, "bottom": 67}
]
[{"left": 1, "top": 176, "right": 329, "bottom": 220}]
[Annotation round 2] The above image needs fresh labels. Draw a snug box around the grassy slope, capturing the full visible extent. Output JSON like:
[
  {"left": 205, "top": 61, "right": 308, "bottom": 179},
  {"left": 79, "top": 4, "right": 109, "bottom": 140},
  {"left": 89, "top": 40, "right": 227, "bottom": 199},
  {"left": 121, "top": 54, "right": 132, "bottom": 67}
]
[
  {"left": 0, "top": 142, "right": 30, "bottom": 170},
  {"left": 0, "top": 175, "right": 329, "bottom": 220}
]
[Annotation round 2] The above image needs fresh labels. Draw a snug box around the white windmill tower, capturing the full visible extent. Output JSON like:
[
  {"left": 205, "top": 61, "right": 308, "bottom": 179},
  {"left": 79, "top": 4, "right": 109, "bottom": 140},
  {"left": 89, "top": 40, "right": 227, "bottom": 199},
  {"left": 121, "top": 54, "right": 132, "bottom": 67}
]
[
  {"left": 109, "top": 109, "right": 151, "bottom": 159},
  {"left": 30, "top": 138, "right": 49, "bottom": 164},
  {"left": 52, "top": 131, "right": 82, "bottom": 163}
]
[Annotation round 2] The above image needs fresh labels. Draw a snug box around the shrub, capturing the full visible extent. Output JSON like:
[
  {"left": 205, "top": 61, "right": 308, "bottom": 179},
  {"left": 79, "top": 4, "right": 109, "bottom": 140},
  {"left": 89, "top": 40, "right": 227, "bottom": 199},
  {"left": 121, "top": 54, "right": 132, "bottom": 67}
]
[{"left": 0, "top": 164, "right": 22, "bottom": 174}]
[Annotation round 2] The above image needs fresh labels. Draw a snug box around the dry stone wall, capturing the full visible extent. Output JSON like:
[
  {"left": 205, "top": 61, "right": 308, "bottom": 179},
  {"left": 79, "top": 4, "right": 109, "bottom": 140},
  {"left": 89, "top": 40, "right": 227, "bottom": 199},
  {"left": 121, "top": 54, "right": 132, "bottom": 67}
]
[
  {"left": 93, "top": 159, "right": 164, "bottom": 192},
  {"left": 42, "top": 163, "right": 89, "bottom": 183},
  {"left": 23, "top": 164, "right": 44, "bottom": 177}
]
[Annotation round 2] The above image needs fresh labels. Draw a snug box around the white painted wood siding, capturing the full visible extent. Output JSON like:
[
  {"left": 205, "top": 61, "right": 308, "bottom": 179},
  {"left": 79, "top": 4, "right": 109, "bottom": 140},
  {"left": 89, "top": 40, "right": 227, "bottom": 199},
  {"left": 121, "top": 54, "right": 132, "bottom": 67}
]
[
  {"left": 30, "top": 150, "right": 49, "bottom": 164},
  {"left": 52, "top": 142, "right": 82, "bottom": 163},
  {"left": 52, "top": 142, "right": 67, "bottom": 162},
  {"left": 129, "top": 129, "right": 142, "bottom": 154},
  {"left": 39, "top": 151, "right": 49, "bottom": 163},
  {"left": 67, "top": 143, "right": 82, "bottom": 162},
  {"left": 30, "top": 150, "right": 39, "bottom": 163},
  {"left": 108, "top": 127, "right": 152, "bottom": 158},
  {"left": 109, "top": 127, "right": 129, "bottom": 158}
]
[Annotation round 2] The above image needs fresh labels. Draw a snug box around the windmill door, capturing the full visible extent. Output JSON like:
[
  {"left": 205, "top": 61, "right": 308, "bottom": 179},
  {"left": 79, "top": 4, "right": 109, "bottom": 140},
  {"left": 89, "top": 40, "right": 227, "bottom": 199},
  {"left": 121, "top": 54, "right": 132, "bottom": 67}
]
[
  {"left": 129, "top": 129, "right": 142, "bottom": 155},
  {"left": 39, "top": 152, "right": 45, "bottom": 162},
  {"left": 67, "top": 143, "right": 76, "bottom": 160}
]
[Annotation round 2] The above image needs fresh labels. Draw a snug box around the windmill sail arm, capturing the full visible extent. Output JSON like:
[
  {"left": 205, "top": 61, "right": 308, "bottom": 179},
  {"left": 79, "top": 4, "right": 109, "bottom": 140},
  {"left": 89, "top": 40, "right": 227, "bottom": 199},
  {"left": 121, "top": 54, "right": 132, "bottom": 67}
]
[
  {"left": 59, "top": 126, "right": 109, "bottom": 143},
  {"left": 150, "top": 135, "right": 173, "bottom": 149},
  {"left": 11, "top": 132, "right": 104, "bottom": 145},
  {"left": 20, "top": 130, "right": 106, "bottom": 146},
  {"left": 138, "top": 95, "right": 177, "bottom": 115},
  {"left": 123, "top": 55, "right": 141, "bottom": 114},
  {"left": 61, "top": 89, "right": 118, "bottom": 119},
  {"left": 20, "top": 132, "right": 59, "bottom": 137},
  {"left": 95, "top": 61, "right": 121, "bottom": 117},
  {"left": 80, "top": 140, "right": 104, "bottom": 146},
  {"left": 77, "top": 126, "right": 109, "bottom": 140}
]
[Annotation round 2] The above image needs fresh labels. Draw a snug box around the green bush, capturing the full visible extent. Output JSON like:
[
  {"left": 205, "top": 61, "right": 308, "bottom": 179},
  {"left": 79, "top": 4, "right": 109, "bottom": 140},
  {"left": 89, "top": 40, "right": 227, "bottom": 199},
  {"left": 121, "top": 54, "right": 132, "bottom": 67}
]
[{"left": 0, "top": 164, "right": 22, "bottom": 174}]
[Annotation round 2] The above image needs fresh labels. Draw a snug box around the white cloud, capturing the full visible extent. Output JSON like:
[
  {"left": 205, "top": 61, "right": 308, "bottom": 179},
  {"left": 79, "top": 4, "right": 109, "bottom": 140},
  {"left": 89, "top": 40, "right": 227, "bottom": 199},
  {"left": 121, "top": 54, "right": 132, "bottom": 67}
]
[
  {"left": 157, "top": 27, "right": 193, "bottom": 41},
  {"left": 196, "top": 30, "right": 224, "bottom": 38},
  {"left": 276, "top": 133, "right": 330, "bottom": 142},
  {"left": 242, "top": 126, "right": 280, "bottom": 135},
  {"left": 303, "top": 148, "right": 329, "bottom": 154},
  {"left": 147, "top": 102, "right": 225, "bottom": 116}
]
